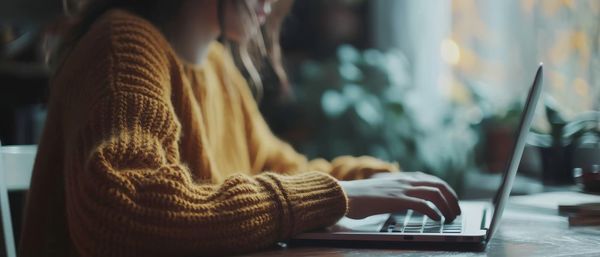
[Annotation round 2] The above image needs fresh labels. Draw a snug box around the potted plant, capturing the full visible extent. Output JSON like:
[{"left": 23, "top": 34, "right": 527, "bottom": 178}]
[
  {"left": 292, "top": 45, "right": 479, "bottom": 190},
  {"left": 528, "top": 101, "right": 600, "bottom": 185}
]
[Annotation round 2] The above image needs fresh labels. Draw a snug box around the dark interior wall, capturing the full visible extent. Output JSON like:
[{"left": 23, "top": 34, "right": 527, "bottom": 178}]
[
  {"left": 0, "top": 72, "right": 48, "bottom": 145},
  {"left": 1, "top": 0, "right": 54, "bottom": 145},
  {"left": 281, "top": 0, "right": 370, "bottom": 58},
  {"left": 0, "top": 0, "right": 63, "bottom": 24}
]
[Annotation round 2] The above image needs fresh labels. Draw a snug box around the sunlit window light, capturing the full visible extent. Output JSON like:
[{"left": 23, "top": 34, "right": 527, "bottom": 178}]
[{"left": 441, "top": 39, "right": 461, "bottom": 66}]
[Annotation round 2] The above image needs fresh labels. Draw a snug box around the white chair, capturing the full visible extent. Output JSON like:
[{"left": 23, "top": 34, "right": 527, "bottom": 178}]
[{"left": 0, "top": 143, "right": 36, "bottom": 257}]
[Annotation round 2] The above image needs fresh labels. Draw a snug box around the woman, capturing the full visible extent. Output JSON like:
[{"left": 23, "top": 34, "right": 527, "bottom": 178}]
[{"left": 20, "top": 0, "right": 461, "bottom": 256}]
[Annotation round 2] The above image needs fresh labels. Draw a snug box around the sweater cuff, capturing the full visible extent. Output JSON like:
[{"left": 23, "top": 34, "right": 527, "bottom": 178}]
[
  {"left": 256, "top": 172, "right": 348, "bottom": 239},
  {"left": 331, "top": 156, "right": 400, "bottom": 180}
]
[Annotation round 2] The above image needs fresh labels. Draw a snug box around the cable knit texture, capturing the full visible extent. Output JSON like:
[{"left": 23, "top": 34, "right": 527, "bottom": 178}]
[{"left": 19, "top": 9, "right": 398, "bottom": 257}]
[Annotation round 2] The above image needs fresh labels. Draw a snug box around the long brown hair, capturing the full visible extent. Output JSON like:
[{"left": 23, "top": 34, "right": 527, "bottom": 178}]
[
  {"left": 54, "top": 0, "right": 293, "bottom": 100},
  {"left": 230, "top": 0, "right": 294, "bottom": 100}
]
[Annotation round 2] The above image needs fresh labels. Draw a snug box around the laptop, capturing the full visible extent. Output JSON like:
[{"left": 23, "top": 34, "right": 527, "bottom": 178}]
[{"left": 293, "top": 64, "right": 544, "bottom": 247}]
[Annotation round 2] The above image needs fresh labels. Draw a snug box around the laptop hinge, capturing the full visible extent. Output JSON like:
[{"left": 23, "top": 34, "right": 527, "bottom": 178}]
[{"left": 480, "top": 208, "right": 489, "bottom": 231}]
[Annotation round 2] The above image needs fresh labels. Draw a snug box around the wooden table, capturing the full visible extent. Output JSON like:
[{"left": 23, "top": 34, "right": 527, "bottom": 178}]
[{"left": 241, "top": 200, "right": 600, "bottom": 257}]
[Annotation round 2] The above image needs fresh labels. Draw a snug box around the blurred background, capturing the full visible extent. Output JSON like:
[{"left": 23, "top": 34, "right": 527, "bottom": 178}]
[{"left": 1, "top": 0, "right": 599, "bottom": 197}]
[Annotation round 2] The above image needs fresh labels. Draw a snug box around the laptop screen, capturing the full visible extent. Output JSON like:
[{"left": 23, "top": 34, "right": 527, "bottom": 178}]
[{"left": 486, "top": 65, "right": 544, "bottom": 240}]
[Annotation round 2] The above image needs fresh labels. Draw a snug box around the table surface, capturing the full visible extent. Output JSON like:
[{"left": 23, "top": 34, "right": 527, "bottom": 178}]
[{"left": 240, "top": 201, "right": 600, "bottom": 257}]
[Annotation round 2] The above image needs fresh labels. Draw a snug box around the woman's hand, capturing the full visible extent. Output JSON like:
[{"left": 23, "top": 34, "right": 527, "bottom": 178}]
[{"left": 339, "top": 172, "right": 461, "bottom": 222}]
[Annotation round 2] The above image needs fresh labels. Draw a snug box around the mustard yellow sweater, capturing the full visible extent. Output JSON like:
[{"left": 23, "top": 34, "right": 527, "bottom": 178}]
[{"left": 19, "top": 9, "right": 398, "bottom": 257}]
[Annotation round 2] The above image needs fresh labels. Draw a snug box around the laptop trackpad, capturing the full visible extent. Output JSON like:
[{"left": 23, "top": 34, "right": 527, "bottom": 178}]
[{"left": 327, "top": 214, "right": 390, "bottom": 232}]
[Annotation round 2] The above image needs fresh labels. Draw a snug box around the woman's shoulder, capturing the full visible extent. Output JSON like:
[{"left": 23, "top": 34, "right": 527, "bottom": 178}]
[
  {"left": 93, "top": 9, "right": 171, "bottom": 48},
  {"left": 56, "top": 9, "right": 176, "bottom": 99},
  {"left": 81, "top": 9, "right": 174, "bottom": 69}
]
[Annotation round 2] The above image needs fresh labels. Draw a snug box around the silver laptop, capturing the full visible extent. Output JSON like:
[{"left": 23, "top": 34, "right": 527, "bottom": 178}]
[{"left": 294, "top": 64, "right": 544, "bottom": 247}]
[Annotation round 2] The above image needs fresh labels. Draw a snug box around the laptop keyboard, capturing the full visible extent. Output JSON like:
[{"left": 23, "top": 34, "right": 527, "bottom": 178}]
[{"left": 379, "top": 210, "right": 463, "bottom": 234}]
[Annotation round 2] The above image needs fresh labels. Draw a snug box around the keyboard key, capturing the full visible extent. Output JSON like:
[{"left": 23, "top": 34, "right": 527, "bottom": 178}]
[
  {"left": 392, "top": 216, "right": 405, "bottom": 225},
  {"left": 442, "top": 230, "right": 460, "bottom": 234},
  {"left": 443, "top": 227, "right": 462, "bottom": 229},
  {"left": 444, "top": 225, "right": 461, "bottom": 228},
  {"left": 379, "top": 212, "right": 465, "bottom": 235},
  {"left": 408, "top": 214, "right": 424, "bottom": 222},
  {"left": 443, "top": 227, "right": 462, "bottom": 230},
  {"left": 442, "top": 229, "right": 462, "bottom": 232},
  {"left": 380, "top": 211, "right": 465, "bottom": 235}
]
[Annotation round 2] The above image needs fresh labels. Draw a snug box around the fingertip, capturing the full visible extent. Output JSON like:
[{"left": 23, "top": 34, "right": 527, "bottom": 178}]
[{"left": 453, "top": 202, "right": 462, "bottom": 214}]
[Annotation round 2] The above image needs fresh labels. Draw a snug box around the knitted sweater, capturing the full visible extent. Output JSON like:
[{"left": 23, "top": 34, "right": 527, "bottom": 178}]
[{"left": 19, "top": 9, "right": 398, "bottom": 257}]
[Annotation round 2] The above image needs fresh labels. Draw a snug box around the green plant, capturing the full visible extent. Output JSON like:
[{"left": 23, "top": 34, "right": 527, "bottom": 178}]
[
  {"left": 527, "top": 99, "right": 600, "bottom": 184},
  {"left": 544, "top": 97, "right": 600, "bottom": 145},
  {"left": 293, "top": 45, "right": 479, "bottom": 187}
]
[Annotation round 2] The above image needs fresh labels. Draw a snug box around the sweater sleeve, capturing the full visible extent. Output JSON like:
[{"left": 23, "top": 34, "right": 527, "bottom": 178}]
[
  {"left": 245, "top": 108, "right": 400, "bottom": 180},
  {"left": 64, "top": 13, "right": 347, "bottom": 257},
  {"left": 230, "top": 61, "right": 399, "bottom": 180}
]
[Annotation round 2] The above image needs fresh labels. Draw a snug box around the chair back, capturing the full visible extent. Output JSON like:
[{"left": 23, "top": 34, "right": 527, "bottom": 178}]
[{"left": 0, "top": 144, "right": 37, "bottom": 257}]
